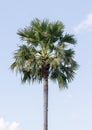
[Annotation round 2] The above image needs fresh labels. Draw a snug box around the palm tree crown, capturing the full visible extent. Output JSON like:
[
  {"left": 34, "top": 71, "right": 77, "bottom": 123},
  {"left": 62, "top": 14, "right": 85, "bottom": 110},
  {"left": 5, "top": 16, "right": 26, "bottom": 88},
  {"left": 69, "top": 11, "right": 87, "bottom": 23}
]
[{"left": 11, "top": 18, "right": 78, "bottom": 88}]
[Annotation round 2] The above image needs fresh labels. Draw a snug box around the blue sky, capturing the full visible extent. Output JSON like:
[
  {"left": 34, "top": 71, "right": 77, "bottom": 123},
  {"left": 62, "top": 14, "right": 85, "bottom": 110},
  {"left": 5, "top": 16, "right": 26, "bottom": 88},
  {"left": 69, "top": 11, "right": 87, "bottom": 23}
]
[{"left": 0, "top": 0, "right": 92, "bottom": 130}]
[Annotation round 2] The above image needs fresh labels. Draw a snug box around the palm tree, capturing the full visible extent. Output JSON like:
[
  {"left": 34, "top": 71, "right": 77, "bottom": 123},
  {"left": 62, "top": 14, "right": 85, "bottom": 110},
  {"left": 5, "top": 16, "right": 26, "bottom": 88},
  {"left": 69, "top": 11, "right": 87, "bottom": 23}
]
[{"left": 10, "top": 18, "right": 78, "bottom": 130}]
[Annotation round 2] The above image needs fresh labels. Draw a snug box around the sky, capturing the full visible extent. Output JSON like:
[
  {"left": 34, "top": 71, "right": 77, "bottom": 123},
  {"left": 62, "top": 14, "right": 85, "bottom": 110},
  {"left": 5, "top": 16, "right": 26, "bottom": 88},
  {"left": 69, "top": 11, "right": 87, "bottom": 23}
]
[{"left": 0, "top": 0, "right": 92, "bottom": 130}]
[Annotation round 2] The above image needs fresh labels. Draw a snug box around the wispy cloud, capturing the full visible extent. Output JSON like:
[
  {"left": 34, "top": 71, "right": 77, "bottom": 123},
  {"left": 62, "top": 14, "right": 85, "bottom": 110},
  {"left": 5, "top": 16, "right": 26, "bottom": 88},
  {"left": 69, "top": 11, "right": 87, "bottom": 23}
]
[
  {"left": 73, "top": 13, "right": 92, "bottom": 33},
  {"left": 0, "top": 118, "right": 20, "bottom": 130}
]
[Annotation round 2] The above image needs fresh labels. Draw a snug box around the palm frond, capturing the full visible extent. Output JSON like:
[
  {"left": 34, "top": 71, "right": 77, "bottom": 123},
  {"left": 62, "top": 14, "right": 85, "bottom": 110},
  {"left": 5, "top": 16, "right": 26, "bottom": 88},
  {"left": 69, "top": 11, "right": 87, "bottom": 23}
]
[
  {"left": 60, "top": 34, "right": 77, "bottom": 45},
  {"left": 50, "top": 68, "right": 68, "bottom": 88}
]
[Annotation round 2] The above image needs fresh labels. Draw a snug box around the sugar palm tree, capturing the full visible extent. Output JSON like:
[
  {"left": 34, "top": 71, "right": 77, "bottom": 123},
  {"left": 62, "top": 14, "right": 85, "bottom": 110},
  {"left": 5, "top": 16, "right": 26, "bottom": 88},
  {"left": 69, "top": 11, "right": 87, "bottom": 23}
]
[{"left": 10, "top": 18, "right": 78, "bottom": 130}]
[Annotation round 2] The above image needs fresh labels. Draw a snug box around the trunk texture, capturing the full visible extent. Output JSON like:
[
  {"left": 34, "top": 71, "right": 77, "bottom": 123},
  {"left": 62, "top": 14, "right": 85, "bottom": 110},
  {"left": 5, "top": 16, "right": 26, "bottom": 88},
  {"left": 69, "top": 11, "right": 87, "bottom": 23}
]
[
  {"left": 43, "top": 76, "right": 48, "bottom": 130},
  {"left": 42, "top": 64, "right": 49, "bottom": 130}
]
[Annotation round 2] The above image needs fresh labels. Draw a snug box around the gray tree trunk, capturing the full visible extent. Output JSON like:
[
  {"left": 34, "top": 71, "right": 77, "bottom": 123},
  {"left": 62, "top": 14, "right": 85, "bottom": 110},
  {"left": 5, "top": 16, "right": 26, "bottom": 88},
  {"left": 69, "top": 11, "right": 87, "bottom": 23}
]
[{"left": 43, "top": 77, "right": 48, "bottom": 130}]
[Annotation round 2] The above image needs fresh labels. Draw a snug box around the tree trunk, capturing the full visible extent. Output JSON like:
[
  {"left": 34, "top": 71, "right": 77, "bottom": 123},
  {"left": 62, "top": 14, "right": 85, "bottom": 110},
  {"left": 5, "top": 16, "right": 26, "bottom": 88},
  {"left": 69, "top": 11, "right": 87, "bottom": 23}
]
[
  {"left": 42, "top": 63, "right": 49, "bottom": 130},
  {"left": 43, "top": 76, "right": 48, "bottom": 130}
]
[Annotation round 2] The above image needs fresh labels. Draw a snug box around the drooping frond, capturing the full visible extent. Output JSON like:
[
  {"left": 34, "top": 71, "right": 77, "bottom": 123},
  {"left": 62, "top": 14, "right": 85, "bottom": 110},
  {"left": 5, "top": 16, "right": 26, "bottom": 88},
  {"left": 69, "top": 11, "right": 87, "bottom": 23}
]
[
  {"left": 50, "top": 68, "right": 68, "bottom": 88},
  {"left": 10, "top": 44, "right": 43, "bottom": 83},
  {"left": 49, "top": 55, "right": 78, "bottom": 88}
]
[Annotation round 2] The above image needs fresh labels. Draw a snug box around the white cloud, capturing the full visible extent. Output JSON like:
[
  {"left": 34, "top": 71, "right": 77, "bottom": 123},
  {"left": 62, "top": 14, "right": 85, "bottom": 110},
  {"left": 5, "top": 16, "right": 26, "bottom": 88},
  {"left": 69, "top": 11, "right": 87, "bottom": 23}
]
[
  {"left": 0, "top": 118, "right": 9, "bottom": 130},
  {"left": 0, "top": 118, "right": 20, "bottom": 130},
  {"left": 9, "top": 122, "right": 20, "bottom": 130},
  {"left": 73, "top": 13, "right": 92, "bottom": 33}
]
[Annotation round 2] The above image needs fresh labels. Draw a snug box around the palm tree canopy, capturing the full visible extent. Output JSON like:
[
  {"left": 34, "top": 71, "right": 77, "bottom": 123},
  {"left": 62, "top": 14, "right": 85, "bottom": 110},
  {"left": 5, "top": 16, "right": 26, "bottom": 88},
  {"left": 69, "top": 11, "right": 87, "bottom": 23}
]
[{"left": 11, "top": 18, "right": 78, "bottom": 88}]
